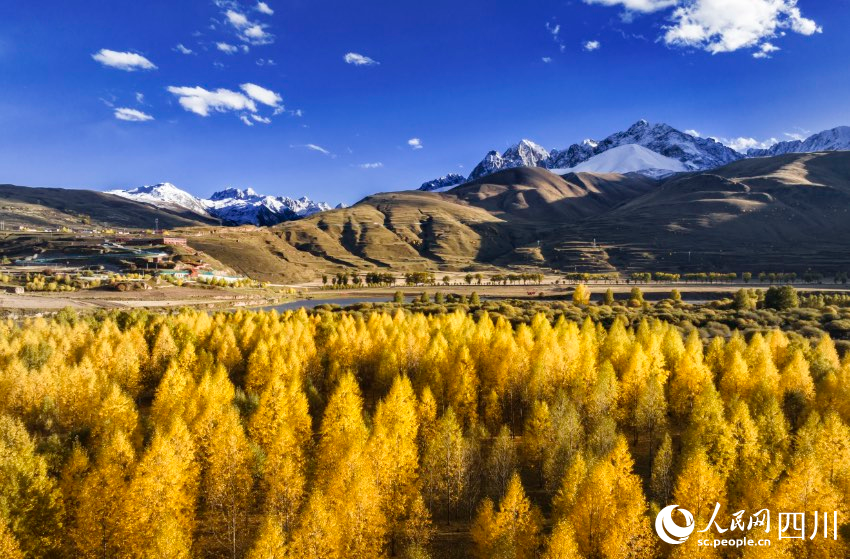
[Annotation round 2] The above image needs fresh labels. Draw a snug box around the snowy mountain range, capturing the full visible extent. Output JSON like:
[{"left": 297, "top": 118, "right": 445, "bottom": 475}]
[
  {"left": 419, "top": 120, "right": 850, "bottom": 192},
  {"left": 420, "top": 120, "right": 741, "bottom": 191},
  {"left": 109, "top": 183, "right": 337, "bottom": 226},
  {"left": 747, "top": 126, "right": 850, "bottom": 157}
]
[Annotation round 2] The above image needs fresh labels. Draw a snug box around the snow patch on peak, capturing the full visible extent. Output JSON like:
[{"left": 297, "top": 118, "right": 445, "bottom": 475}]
[{"left": 552, "top": 144, "right": 687, "bottom": 177}]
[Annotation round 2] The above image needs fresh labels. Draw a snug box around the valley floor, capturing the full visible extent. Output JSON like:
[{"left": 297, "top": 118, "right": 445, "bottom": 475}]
[
  {"left": 0, "top": 285, "right": 286, "bottom": 313},
  {"left": 5, "top": 281, "right": 850, "bottom": 314}
]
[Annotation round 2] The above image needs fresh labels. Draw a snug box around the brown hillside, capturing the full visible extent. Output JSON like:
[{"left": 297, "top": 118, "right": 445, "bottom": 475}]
[{"left": 447, "top": 166, "right": 656, "bottom": 223}]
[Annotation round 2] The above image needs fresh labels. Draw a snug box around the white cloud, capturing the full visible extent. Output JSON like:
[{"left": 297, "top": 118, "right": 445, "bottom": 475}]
[
  {"left": 92, "top": 49, "right": 157, "bottom": 71},
  {"left": 752, "top": 41, "right": 780, "bottom": 58},
  {"left": 256, "top": 1, "right": 274, "bottom": 15},
  {"left": 584, "top": 0, "right": 677, "bottom": 12},
  {"left": 223, "top": 8, "right": 274, "bottom": 45},
  {"left": 240, "top": 83, "right": 282, "bottom": 107},
  {"left": 344, "top": 52, "right": 379, "bottom": 66},
  {"left": 242, "top": 25, "right": 272, "bottom": 44},
  {"left": 135, "top": 92, "right": 145, "bottom": 104},
  {"left": 583, "top": 40, "right": 601, "bottom": 51},
  {"left": 586, "top": 0, "right": 821, "bottom": 56},
  {"left": 784, "top": 130, "right": 807, "bottom": 141},
  {"left": 542, "top": 57, "right": 553, "bottom": 63},
  {"left": 217, "top": 42, "right": 239, "bottom": 54},
  {"left": 685, "top": 129, "right": 701, "bottom": 137},
  {"left": 663, "top": 0, "right": 822, "bottom": 54},
  {"left": 408, "top": 138, "right": 423, "bottom": 150},
  {"left": 256, "top": 58, "right": 276, "bottom": 66},
  {"left": 167, "top": 85, "right": 257, "bottom": 116},
  {"left": 359, "top": 162, "right": 384, "bottom": 169},
  {"left": 114, "top": 108, "right": 154, "bottom": 122},
  {"left": 174, "top": 44, "right": 193, "bottom": 55},
  {"left": 240, "top": 115, "right": 254, "bottom": 126},
  {"left": 251, "top": 114, "right": 271, "bottom": 124},
  {"left": 304, "top": 144, "right": 331, "bottom": 155},
  {"left": 225, "top": 9, "right": 250, "bottom": 28},
  {"left": 714, "top": 135, "right": 779, "bottom": 153}
]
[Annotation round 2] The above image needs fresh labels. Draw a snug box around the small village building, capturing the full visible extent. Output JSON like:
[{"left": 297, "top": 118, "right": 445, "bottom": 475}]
[{"left": 162, "top": 237, "right": 188, "bottom": 246}]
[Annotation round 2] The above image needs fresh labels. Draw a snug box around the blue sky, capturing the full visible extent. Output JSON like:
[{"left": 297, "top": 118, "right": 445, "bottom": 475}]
[{"left": 0, "top": 0, "right": 847, "bottom": 205}]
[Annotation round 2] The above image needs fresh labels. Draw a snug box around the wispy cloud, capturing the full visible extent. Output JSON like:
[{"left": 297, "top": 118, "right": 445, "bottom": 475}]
[
  {"left": 784, "top": 129, "right": 809, "bottom": 141},
  {"left": 685, "top": 129, "right": 701, "bottom": 137},
  {"left": 584, "top": 0, "right": 676, "bottom": 13},
  {"left": 408, "top": 138, "right": 423, "bottom": 150},
  {"left": 223, "top": 8, "right": 274, "bottom": 45},
  {"left": 291, "top": 143, "right": 334, "bottom": 156},
  {"left": 752, "top": 42, "right": 780, "bottom": 59},
  {"left": 359, "top": 162, "right": 384, "bottom": 169},
  {"left": 239, "top": 115, "right": 254, "bottom": 126},
  {"left": 583, "top": 40, "right": 601, "bottom": 51},
  {"left": 135, "top": 92, "right": 145, "bottom": 104},
  {"left": 545, "top": 21, "right": 566, "bottom": 53},
  {"left": 542, "top": 57, "right": 553, "bottom": 63},
  {"left": 174, "top": 44, "right": 194, "bottom": 55},
  {"left": 344, "top": 52, "right": 379, "bottom": 66},
  {"left": 256, "top": 1, "right": 273, "bottom": 14},
  {"left": 114, "top": 108, "right": 154, "bottom": 122},
  {"left": 251, "top": 114, "right": 271, "bottom": 124},
  {"left": 216, "top": 42, "right": 239, "bottom": 54},
  {"left": 92, "top": 49, "right": 157, "bottom": 71}
]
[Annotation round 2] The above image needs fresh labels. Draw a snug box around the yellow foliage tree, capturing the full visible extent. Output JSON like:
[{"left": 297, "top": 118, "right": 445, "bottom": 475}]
[
  {"left": 543, "top": 520, "right": 584, "bottom": 559},
  {"left": 73, "top": 430, "right": 136, "bottom": 558},
  {"left": 471, "top": 473, "right": 542, "bottom": 559},
  {"left": 567, "top": 438, "right": 655, "bottom": 559},
  {"left": 118, "top": 419, "right": 199, "bottom": 559},
  {"left": 0, "top": 415, "right": 64, "bottom": 558}
]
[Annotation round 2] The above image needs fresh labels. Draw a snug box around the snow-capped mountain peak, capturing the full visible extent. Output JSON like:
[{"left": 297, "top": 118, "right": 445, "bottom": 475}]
[
  {"left": 747, "top": 126, "right": 850, "bottom": 157},
  {"left": 109, "top": 182, "right": 210, "bottom": 216},
  {"left": 419, "top": 173, "right": 467, "bottom": 192},
  {"left": 469, "top": 139, "right": 552, "bottom": 180},
  {"left": 592, "top": 120, "right": 741, "bottom": 171},
  {"left": 109, "top": 183, "right": 335, "bottom": 226}
]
